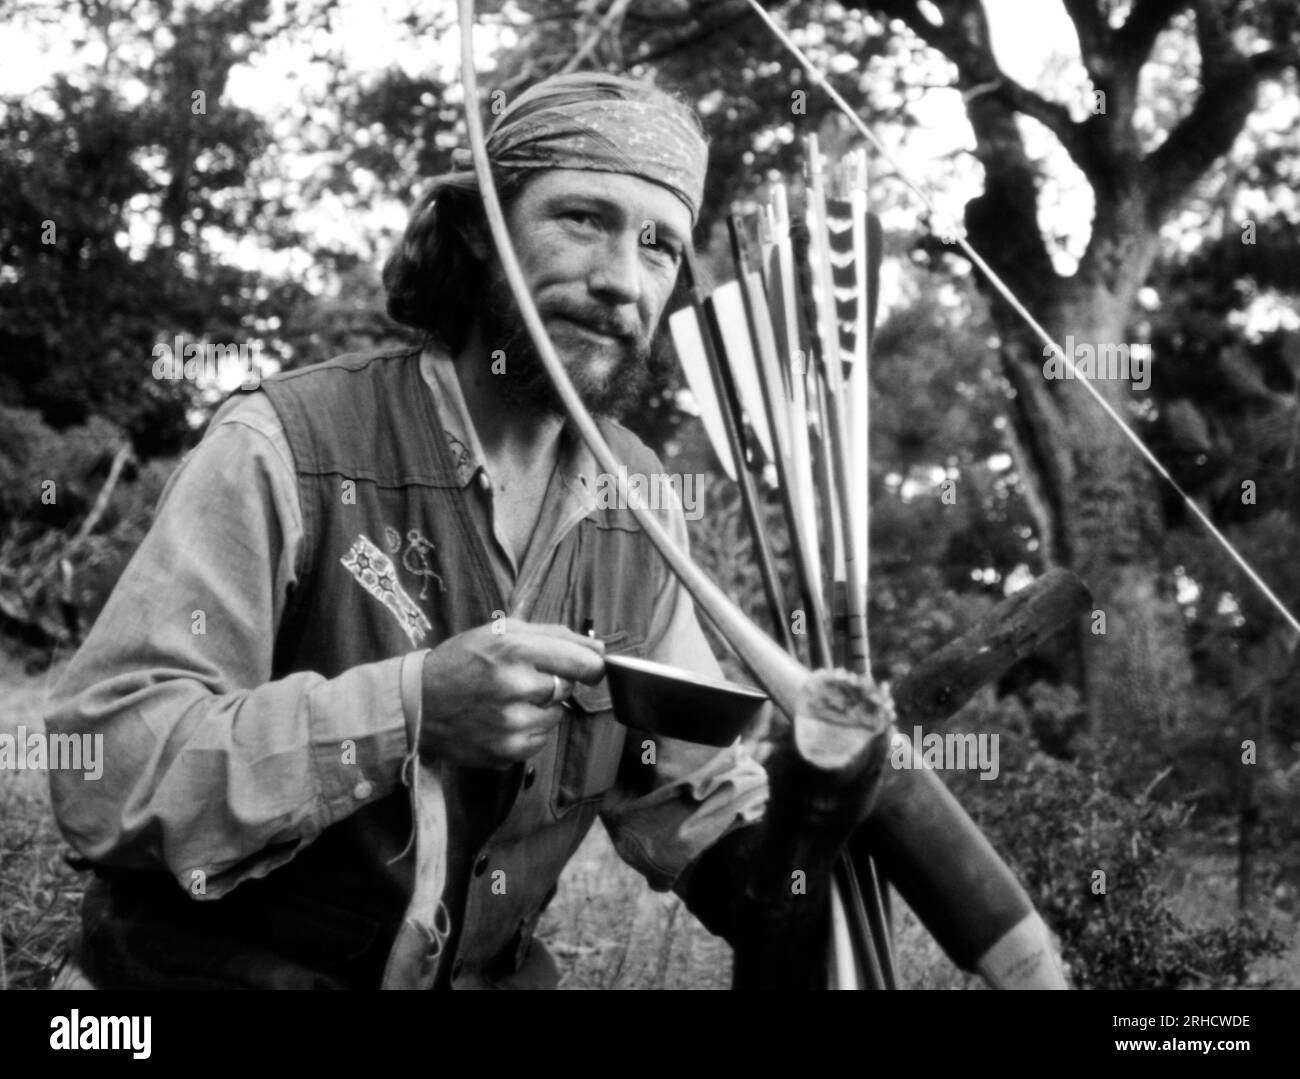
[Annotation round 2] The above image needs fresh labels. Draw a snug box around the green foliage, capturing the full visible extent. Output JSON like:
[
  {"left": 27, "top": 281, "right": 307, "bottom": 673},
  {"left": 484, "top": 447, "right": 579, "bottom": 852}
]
[
  {"left": 0, "top": 0, "right": 407, "bottom": 650},
  {"left": 0, "top": 0, "right": 330, "bottom": 451},
  {"left": 0, "top": 405, "right": 171, "bottom": 640},
  {"left": 0, "top": 407, "right": 125, "bottom": 528},
  {"left": 959, "top": 750, "right": 1282, "bottom": 989}
]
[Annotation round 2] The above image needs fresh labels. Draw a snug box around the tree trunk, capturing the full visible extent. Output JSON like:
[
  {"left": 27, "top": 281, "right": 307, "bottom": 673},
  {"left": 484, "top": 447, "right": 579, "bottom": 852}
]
[{"left": 995, "top": 205, "right": 1195, "bottom": 778}]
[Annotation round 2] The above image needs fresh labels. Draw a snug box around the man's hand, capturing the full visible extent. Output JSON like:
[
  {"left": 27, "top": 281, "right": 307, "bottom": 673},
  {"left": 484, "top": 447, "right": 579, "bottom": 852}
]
[{"left": 419, "top": 619, "right": 606, "bottom": 769}]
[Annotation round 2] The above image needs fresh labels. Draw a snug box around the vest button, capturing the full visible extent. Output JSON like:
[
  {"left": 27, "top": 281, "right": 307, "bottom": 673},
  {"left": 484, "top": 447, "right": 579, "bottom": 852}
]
[
  {"left": 474, "top": 854, "right": 489, "bottom": 876},
  {"left": 353, "top": 779, "right": 373, "bottom": 800},
  {"left": 477, "top": 471, "right": 491, "bottom": 493},
  {"left": 523, "top": 765, "right": 537, "bottom": 790}
]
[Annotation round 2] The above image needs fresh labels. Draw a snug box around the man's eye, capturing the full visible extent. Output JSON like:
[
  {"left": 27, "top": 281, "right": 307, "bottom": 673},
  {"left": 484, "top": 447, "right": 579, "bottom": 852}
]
[
  {"left": 645, "top": 240, "right": 683, "bottom": 264},
  {"left": 561, "top": 210, "right": 598, "bottom": 227}
]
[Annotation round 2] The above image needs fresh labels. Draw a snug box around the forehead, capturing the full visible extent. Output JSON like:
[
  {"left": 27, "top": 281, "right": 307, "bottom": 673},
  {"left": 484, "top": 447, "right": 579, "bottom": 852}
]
[{"left": 517, "top": 168, "right": 693, "bottom": 238}]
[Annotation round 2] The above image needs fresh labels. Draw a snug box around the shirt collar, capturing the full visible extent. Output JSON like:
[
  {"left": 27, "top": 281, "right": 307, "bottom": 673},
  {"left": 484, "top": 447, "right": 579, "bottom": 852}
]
[
  {"left": 420, "top": 343, "right": 600, "bottom": 513},
  {"left": 420, "top": 344, "right": 487, "bottom": 488}
]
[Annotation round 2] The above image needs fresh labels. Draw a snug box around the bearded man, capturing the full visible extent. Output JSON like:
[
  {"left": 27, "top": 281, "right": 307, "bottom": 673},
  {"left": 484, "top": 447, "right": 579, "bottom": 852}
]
[{"left": 45, "top": 72, "right": 771, "bottom": 990}]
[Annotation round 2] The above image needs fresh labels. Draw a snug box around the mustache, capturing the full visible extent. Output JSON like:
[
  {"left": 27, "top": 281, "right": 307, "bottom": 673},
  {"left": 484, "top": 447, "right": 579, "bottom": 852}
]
[{"left": 543, "top": 301, "right": 641, "bottom": 340}]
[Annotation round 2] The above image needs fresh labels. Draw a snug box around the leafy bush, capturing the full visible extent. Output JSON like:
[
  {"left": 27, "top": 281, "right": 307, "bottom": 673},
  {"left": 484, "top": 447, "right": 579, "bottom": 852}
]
[
  {"left": 961, "top": 749, "right": 1282, "bottom": 988},
  {"left": 0, "top": 405, "right": 174, "bottom": 649},
  {"left": 0, "top": 406, "right": 127, "bottom": 530}
]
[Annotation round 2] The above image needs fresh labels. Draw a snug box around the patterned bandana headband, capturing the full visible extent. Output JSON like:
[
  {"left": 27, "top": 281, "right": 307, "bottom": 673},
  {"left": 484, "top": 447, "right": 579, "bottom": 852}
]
[{"left": 452, "top": 72, "right": 708, "bottom": 223}]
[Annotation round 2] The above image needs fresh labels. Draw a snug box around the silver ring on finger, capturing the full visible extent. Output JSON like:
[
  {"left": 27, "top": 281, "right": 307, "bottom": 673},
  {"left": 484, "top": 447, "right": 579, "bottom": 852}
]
[{"left": 547, "top": 673, "right": 565, "bottom": 707}]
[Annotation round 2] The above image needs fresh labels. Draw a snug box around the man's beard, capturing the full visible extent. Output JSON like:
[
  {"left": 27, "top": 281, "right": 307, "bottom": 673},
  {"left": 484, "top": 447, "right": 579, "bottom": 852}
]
[{"left": 476, "top": 263, "right": 660, "bottom": 421}]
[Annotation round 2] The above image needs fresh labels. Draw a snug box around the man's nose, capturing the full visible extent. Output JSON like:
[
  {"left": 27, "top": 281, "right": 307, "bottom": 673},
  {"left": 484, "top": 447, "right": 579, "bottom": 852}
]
[{"left": 587, "top": 230, "right": 643, "bottom": 306}]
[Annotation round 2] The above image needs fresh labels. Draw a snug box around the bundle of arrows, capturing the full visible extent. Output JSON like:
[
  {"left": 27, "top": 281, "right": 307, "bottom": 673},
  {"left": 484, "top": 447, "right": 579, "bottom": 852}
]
[
  {"left": 668, "top": 138, "right": 889, "bottom": 987},
  {"left": 668, "top": 137, "right": 1071, "bottom": 991}
]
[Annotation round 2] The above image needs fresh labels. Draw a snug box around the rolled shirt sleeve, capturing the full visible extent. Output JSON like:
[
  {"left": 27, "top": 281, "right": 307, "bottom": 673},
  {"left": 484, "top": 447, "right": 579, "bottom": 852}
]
[
  {"left": 44, "top": 395, "right": 419, "bottom": 899},
  {"left": 599, "top": 470, "right": 769, "bottom": 891}
]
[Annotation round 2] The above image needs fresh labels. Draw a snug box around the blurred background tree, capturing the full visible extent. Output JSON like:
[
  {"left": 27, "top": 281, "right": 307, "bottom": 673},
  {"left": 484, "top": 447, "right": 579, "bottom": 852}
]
[{"left": 484, "top": 0, "right": 1300, "bottom": 931}]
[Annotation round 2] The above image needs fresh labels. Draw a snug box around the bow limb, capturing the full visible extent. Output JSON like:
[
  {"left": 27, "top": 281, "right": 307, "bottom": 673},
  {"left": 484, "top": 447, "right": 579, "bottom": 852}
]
[{"left": 455, "top": 0, "right": 810, "bottom": 716}]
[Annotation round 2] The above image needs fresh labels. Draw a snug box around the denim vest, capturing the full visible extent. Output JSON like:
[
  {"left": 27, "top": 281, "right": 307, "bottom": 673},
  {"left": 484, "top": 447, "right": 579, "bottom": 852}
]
[{"left": 82, "top": 347, "right": 666, "bottom": 988}]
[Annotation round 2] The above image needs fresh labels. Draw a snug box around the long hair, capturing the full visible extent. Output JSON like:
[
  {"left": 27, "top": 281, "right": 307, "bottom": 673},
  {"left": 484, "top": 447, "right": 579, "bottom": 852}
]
[{"left": 382, "top": 168, "right": 527, "bottom": 353}]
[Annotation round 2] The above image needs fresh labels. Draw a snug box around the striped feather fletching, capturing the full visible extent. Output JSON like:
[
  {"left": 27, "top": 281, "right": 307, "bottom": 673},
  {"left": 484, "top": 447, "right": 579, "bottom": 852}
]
[{"left": 826, "top": 196, "right": 859, "bottom": 365}]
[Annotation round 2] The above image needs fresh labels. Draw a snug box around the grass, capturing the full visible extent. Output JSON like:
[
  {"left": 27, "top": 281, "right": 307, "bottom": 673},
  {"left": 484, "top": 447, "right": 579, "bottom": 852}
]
[
  {"left": 0, "top": 649, "right": 83, "bottom": 990},
  {"left": 537, "top": 829, "right": 734, "bottom": 990},
  {"left": 3, "top": 646, "right": 1295, "bottom": 990},
  {"left": 0, "top": 778, "right": 83, "bottom": 990},
  {"left": 537, "top": 827, "right": 976, "bottom": 990}
]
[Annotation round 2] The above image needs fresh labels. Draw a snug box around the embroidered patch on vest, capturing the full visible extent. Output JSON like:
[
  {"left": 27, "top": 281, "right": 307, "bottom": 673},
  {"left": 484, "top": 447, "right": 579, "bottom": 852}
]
[
  {"left": 402, "top": 528, "right": 447, "bottom": 599},
  {"left": 341, "top": 534, "right": 433, "bottom": 646}
]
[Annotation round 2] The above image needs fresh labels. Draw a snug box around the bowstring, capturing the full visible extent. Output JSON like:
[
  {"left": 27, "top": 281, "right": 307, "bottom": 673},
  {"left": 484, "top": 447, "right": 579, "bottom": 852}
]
[{"left": 744, "top": 0, "right": 1300, "bottom": 638}]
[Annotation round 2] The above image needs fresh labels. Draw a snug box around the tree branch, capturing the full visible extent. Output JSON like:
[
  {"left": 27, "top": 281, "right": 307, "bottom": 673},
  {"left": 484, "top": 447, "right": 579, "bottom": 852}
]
[
  {"left": 864, "top": 1, "right": 1105, "bottom": 181},
  {"left": 1249, "top": 44, "right": 1300, "bottom": 78},
  {"left": 864, "top": 2, "right": 1066, "bottom": 295},
  {"left": 1193, "top": 0, "right": 1238, "bottom": 83},
  {"left": 1141, "top": 0, "right": 1295, "bottom": 222},
  {"left": 999, "top": 342, "right": 1073, "bottom": 563},
  {"left": 1060, "top": 0, "right": 1112, "bottom": 75},
  {"left": 561, "top": 0, "right": 634, "bottom": 73},
  {"left": 1114, "top": 0, "right": 1188, "bottom": 68},
  {"left": 891, "top": 567, "right": 1091, "bottom": 723},
  {"left": 1145, "top": 68, "right": 1253, "bottom": 219},
  {"left": 991, "top": 75, "right": 1108, "bottom": 181}
]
